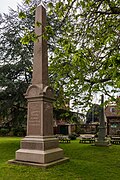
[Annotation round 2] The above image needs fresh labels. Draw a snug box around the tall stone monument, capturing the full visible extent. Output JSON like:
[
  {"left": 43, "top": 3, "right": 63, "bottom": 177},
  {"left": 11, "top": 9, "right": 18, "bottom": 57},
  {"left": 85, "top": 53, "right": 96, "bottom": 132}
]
[
  {"left": 95, "top": 94, "right": 110, "bottom": 146},
  {"left": 9, "top": 4, "right": 69, "bottom": 168}
]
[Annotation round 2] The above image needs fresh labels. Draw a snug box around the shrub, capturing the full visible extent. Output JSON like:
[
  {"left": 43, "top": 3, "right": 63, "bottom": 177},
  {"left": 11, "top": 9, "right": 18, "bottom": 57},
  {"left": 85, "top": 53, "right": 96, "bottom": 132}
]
[
  {"left": 0, "top": 128, "right": 9, "bottom": 136},
  {"left": 68, "top": 133, "right": 77, "bottom": 140},
  {"left": 95, "top": 133, "right": 98, "bottom": 137},
  {"left": 11, "top": 127, "right": 26, "bottom": 137}
]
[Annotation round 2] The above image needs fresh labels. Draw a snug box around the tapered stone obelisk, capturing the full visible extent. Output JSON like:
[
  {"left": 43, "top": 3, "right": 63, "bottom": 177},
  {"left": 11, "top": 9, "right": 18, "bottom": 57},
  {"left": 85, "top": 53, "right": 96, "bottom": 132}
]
[
  {"left": 95, "top": 95, "right": 111, "bottom": 146},
  {"left": 9, "top": 4, "right": 69, "bottom": 168}
]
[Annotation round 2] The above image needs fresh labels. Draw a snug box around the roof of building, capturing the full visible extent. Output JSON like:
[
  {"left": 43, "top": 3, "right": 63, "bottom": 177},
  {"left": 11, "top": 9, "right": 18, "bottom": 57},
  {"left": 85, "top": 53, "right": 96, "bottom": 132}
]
[{"left": 105, "top": 105, "right": 120, "bottom": 118}]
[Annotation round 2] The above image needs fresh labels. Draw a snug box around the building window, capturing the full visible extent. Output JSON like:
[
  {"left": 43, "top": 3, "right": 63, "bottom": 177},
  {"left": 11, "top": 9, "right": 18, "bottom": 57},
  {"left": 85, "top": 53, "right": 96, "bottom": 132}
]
[
  {"left": 110, "top": 107, "right": 116, "bottom": 113},
  {"left": 111, "top": 124, "right": 117, "bottom": 128}
]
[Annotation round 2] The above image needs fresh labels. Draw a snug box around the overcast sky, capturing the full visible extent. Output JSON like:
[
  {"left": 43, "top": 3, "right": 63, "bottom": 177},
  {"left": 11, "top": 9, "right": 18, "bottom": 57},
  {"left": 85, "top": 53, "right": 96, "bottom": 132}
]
[{"left": 0, "top": 0, "right": 22, "bottom": 14}]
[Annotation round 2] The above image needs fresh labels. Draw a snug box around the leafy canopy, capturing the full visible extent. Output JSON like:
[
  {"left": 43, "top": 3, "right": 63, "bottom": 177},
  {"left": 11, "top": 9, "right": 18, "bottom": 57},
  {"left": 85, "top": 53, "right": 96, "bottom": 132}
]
[
  {"left": 0, "top": 0, "right": 120, "bottom": 117},
  {"left": 21, "top": 0, "right": 120, "bottom": 109}
]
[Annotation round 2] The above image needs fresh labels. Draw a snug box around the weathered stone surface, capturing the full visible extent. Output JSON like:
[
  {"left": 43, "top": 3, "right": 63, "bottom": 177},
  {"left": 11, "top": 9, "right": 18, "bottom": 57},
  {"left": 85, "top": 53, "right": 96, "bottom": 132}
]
[
  {"left": 95, "top": 95, "right": 111, "bottom": 146},
  {"left": 16, "top": 148, "right": 64, "bottom": 164},
  {"left": 21, "top": 137, "right": 59, "bottom": 150},
  {"left": 8, "top": 157, "right": 69, "bottom": 169},
  {"left": 9, "top": 4, "right": 68, "bottom": 167},
  {"left": 32, "top": 5, "right": 48, "bottom": 86}
]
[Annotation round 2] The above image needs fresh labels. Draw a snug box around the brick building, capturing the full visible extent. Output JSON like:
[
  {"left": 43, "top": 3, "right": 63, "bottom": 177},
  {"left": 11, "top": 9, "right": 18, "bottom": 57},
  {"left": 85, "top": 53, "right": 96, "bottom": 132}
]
[{"left": 105, "top": 104, "right": 120, "bottom": 136}]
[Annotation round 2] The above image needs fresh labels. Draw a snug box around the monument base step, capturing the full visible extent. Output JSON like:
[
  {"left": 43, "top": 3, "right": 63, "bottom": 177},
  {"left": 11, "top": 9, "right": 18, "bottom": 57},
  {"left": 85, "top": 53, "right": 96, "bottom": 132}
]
[
  {"left": 20, "top": 136, "right": 59, "bottom": 151},
  {"left": 8, "top": 157, "right": 69, "bottom": 169},
  {"left": 94, "top": 141, "right": 111, "bottom": 147},
  {"left": 15, "top": 148, "right": 64, "bottom": 164}
]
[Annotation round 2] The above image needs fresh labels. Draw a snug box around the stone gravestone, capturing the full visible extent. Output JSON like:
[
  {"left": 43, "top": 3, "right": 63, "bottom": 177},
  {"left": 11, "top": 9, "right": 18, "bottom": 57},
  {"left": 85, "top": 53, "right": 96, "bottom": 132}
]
[
  {"left": 95, "top": 94, "right": 110, "bottom": 146},
  {"left": 9, "top": 4, "right": 69, "bottom": 168}
]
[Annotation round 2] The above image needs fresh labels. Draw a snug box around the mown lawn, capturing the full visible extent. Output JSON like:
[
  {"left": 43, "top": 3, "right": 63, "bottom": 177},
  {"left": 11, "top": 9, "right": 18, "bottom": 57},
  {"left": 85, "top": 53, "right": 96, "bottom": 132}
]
[{"left": 0, "top": 137, "right": 120, "bottom": 180}]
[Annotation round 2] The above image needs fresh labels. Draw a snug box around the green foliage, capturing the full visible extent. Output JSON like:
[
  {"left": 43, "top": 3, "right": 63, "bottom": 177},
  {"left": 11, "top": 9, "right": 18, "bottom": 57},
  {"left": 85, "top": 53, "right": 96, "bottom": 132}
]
[
  {"left": 18, "top": 11, "right": 26, "bottom": 19},
  {"left": 0, "top": 5, "right": 33, "bottom": 127},
  {"left": 24, "top": 0, "right": 31, "bottom": 4},
  {"left": 0, "top": 0, "right": 120, "bottom": 130},
  {"left": 0, "top": 128, "right": 9, "bottom": 136},
  {"left": 47, "top": 0, "right": 120, "bottom": 109},
  {"left": 45, "top": 25, "right": 54, "bottom": 37},
  {"left": 20, "top": 31, "right": 38, "bottom": 44},
  {"left": 35, "top": 21, "right": 41, "bottom": 27},
  {"left": 11, "top": 127, "right": 26, "bottom": 137},
  {"left": 68, "top": 133, "right": 77, "bottom": 140},
  {"left": 86, "top": 104, "right": 101, "bottom": 124},
  {"left": 54, "top": 108, "right": 82, "bottom": 124}
]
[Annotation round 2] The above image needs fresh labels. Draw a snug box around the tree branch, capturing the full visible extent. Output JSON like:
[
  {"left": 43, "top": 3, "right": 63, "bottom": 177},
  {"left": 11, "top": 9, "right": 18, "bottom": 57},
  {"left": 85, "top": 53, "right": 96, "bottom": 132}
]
[
  {"left": 59, "top": 0, "right": 77, "bottom": 28},
  {"left": 84, "top": 77, "right": 111, "bottom": 85},
  {"left": 106, "top": 0, "right": 120, "bottom": 14}
]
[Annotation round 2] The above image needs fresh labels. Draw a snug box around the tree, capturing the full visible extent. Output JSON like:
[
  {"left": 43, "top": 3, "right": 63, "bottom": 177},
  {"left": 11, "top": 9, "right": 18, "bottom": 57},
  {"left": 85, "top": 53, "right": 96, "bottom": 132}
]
[
  {"left": 47, "top": 0, "right": 120, "bottom": 109},
  {"left": 0, "top": 0, "right": 120, "bottom": 128},
  {"left": 53, "top": 108, "right": 84, "bottom": 124},
  {"left": 22, "top": 0, "right": 120, "bottom": 109},
  {"left": 0, "top": 0, "right": 70, "bottom": 127},
  {"left": 0, "top": 5, "right": 34, "bottom": 127},
  {"left": 86, "top": 104, "right": 101, "bottom": 124}
]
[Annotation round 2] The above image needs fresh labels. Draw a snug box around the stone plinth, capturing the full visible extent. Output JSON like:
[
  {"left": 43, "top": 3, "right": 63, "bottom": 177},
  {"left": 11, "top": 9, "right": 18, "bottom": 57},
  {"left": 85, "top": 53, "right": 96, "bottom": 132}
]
[
  {"left": 15, "top": 137, "right": 64, "bottom": 164},
  {"left": 9, "top": 135, "right": 69, "bottom": 167},
  {"left": 9, "top": 85, "right": 68, "bottom": 167},
  {"left": 95, "top": 141, "right": 111, "bottom": 147},
  {"left": 8, "top": 157, "right": 69, "bottom": 169}
]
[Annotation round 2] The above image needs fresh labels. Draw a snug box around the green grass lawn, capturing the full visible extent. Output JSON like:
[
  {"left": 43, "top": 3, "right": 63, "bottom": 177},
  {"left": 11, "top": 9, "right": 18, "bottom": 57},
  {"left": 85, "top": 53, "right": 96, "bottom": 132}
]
[{"left": 0, "top": 137, "right": 120, "bottom": 180}]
